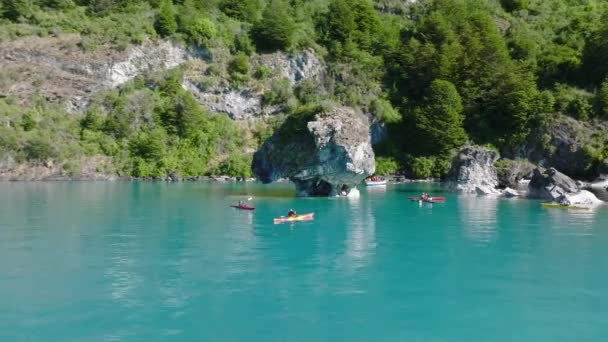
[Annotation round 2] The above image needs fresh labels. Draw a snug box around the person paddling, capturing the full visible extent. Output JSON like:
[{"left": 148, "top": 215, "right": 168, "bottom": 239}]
[{"left": 287, "top": 209, "right": 297, "bottom": 217}]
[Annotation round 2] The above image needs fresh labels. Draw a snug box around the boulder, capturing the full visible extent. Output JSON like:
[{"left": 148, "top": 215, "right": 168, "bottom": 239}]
[
  {"left": 528, "top": 167, "right": 578, "bottom": 200},
  {"left": 564, "top": 190, "right": 603, "bottom": 206},
  {"left": 252, "top": 106, "right": 375, "bottom": 196},
  {"left": 502, "top": 187, "right": 520, "bottom": 198},
  {"left": 528, "top": 167, "right": 603, "bottom": 205},
  {"left": 446, "top": 146, "right": 500, "bottom": 194}
]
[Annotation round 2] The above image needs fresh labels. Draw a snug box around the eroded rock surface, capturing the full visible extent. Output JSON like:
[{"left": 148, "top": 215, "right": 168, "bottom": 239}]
[
  {"left": 252, "top": 106, "right": 374, "bottom": 196},
  {"left": 446, "top": 146, "right": 500, "bottom": 194}
]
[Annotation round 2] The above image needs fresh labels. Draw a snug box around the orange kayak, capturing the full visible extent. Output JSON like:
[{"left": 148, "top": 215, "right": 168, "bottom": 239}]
[{"left": 273, "top": 213, "right": 314, "bottom": 224}]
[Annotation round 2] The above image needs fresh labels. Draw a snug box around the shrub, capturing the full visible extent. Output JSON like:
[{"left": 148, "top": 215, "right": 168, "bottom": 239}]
[
  {"left": 375, "top": 156, "right": 399, "bottom": 175},
  {"left": 295, "top": 80, "right": 325, "bottom": 104},
  {"left": 80, "top": 108, "right": 104, "bottom": 132},
  {"left": 254, "top": 65, "right": 270, "bottom": 80},
  {"left": 410, "top": 156, "right": 434, "bottom": 179},
  {"left": 233, "top": 33, "right": 255, "bottom": 55},
  {"left": 262, "top": 79, "right": 293, "bottom": 106},
  {"left": 432, "top": 156, "right": 452, "bottom": 178},
  {"left": 23, "top": 135, "right": 57, "bottom": 161},
  {"left": 217, "top": 153, "right": 253, "bottom": 177},
  {"left": 371, "top": 98, "right": 401, "bottom": 123},
  {"left": 228, "top": 52, "right": 249, "bottom": 76},
  {"left": 21, "top": 112, "right": 37, "bottom": 131},
  {"left": 179, "top": 17, "right": 216, "bottom": 46},
  {"left": 553, "top": 83, "right": 594, "bottom": 120},
  {"left": 128, "top": 129, "right": 166, "bottom": 161}
]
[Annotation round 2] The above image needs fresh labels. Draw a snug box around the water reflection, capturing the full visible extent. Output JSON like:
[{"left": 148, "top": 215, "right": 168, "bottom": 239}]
[
  {"left": 340, "top": 191, "right": 376, "bottom": 270},
  {"left": 544, "top": 205, "right": 598, "bottom": 236},
  {"left": 365, "top": 185, "right": 387, "bottom": 195},
  {"left": 458, "top": 195, "right": 499, "bottom": 244}
]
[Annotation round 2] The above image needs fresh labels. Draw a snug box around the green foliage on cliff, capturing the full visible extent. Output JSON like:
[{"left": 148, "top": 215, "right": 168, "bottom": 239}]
[
  {"left": 252, "top": 0, "right": 295, "bottom": 52},
  {"left": 2, "top": 0, "right": 608, "bottom": 179}
]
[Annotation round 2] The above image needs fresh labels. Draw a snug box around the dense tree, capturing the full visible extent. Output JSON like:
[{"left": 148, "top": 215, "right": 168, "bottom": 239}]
[
  {"left": 1, "top": 0, "right": 39, "bottom": 20},
  {"left": 317, "top": 0, "right": 381, "bottom": 54},
  {"left": 412, "top": 80, "right": 467, "bottom": 154},
  {"left": 252, "top": 0, "right": 295, "bottom": 52},
  {"left": 220, "top": 0, "right": 261, "bottom": 22},
  {"left": 598, "top": 80, "right": 608, "bottom": 118},
  {"left": 581, "top": 19, "right": 608, "bottom": 87},
  {"left": 500, "top": 0, "right": 528, "bottom": 12},
  {"left": 155, "top": 0, "right": 177, "bottom": 37}
]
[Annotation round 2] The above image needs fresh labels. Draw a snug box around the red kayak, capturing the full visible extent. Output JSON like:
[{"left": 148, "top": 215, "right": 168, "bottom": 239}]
[
  {"left": 408, "top": 196, "right": 445, "bottom": 203},
  {"left": 230, "top": 204, "right": 255, "bottom": 210}
]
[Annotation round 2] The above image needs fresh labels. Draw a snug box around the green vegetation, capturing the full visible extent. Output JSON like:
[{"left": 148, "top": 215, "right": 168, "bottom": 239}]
[{"left": 2, "top": 0, "right": 608, "bottom": 179}]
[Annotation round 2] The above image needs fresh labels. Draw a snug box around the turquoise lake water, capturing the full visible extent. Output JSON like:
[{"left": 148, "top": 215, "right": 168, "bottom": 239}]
[{"left": 1, "top": 182, "right": 607, "bottom": 341}]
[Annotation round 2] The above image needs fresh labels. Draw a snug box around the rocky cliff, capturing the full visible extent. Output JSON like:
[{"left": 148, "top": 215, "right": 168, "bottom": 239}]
[
  {"left": 521, "top": 115, "right": 608, "bottom": 179},
  {"left": 182, "top": 49, "right": 324, "bottom": 120},
  {"left": 446, "top": 146, "right": 500, "bottom": 194},
  {"left": 0, "top": 34, "right": 191, "bottom": 113},
  {"left": 252, "top": 106, "right": 375, "bottom": 196}
]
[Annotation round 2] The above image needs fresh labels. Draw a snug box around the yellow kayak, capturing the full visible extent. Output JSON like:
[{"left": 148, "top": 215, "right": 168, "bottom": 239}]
[
  {"left": 273, "top": 213, "right": 314, "bottom": 224},
  {"left": 541, "top": 203, "right": 588, "bottom": 210}
]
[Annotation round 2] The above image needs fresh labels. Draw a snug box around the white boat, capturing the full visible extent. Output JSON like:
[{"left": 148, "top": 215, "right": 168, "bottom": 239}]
[{"left": 365, "top": 179, "right": 387, "bottom": 186}]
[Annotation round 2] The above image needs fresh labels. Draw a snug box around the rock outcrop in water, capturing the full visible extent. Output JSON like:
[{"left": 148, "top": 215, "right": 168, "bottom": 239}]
[
  {"left": 252, "top": 106, "right": 375, "bottom": 196},
  {"left": 528, "top": 167, "right": 603, "bottom": 206},
  {"left": 446, "top": 145, "right": 500, "bottom": 194}
]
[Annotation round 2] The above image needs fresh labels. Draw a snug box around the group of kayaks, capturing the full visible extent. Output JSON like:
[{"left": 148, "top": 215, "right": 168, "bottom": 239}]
[
  {"left": 230, "top": 202, "right": 314, "bottom": 224},
  {"left": 231, "top": 190, "right": 444, "bottom": 224}
]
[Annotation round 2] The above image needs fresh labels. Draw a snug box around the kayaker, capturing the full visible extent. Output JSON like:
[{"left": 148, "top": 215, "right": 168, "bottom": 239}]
[
  {"left": 238, "top": 200, "right": 243, "bottom": 206},
  {"left": 421, "top": 193, "right": 428, "bottom": 200},
  {"left": 287, "top": 209, "right": 297, "bottom": 217}
]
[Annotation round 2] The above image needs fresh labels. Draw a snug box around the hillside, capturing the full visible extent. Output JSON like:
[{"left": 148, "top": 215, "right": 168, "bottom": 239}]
[{"left": 0, "top": 0, "right": 607, "bottom": 181}]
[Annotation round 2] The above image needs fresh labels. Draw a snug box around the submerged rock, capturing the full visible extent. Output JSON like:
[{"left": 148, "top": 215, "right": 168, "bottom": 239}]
[
  {"left": 252, "top": 106, "right": 375, "bottom": 196},
  {"left": 446, "top": 146, "right": 500, "bottom": 194}
]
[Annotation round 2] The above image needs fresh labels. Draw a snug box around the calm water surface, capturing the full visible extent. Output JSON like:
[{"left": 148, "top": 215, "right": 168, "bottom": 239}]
[{"left": 1, "top": 182, "right": 607, "bottom": 341}]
